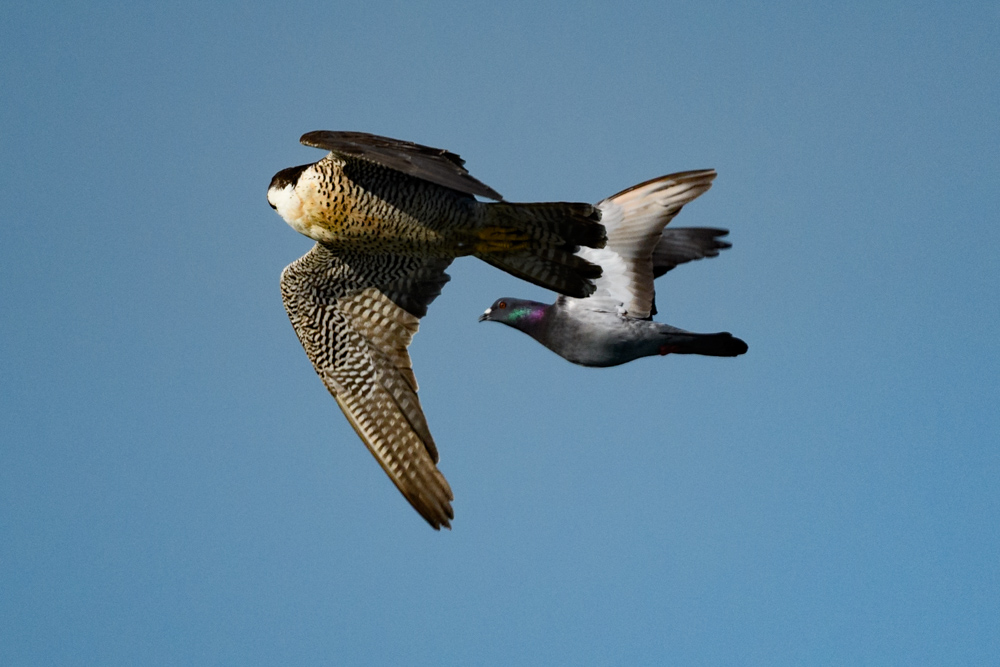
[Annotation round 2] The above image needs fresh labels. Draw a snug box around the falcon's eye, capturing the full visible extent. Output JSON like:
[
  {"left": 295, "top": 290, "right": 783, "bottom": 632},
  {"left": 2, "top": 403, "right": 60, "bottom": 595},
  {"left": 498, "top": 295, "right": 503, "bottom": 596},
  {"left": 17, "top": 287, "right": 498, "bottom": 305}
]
[{"left": 497, "top": 301, "right": 506, "bottom": 309}]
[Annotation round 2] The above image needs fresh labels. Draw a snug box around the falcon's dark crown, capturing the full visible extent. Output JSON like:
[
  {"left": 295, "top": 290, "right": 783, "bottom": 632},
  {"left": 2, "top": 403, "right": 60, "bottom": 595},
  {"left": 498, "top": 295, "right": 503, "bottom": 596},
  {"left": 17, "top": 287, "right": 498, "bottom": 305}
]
[{"left": 267, "top": 163, "right": 311, "bottom": 206}]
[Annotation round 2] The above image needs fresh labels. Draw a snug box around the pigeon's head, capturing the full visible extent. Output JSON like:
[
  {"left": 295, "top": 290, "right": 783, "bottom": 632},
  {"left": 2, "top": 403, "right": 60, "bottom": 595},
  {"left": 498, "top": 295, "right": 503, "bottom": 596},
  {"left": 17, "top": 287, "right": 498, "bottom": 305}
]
[
  {"left": 479, "top": 298, "right": 549, "bottom": 332},
  {"left": 267, "top": 163, "right": 311, "bottom": 222}
]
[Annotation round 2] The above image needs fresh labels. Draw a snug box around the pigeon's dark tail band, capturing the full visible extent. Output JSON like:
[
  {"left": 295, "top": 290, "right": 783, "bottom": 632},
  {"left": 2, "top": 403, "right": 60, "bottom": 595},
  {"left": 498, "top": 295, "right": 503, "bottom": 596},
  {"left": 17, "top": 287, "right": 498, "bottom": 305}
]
[{"left": 660, "top": 331, "right": 749, "bottom": 357}]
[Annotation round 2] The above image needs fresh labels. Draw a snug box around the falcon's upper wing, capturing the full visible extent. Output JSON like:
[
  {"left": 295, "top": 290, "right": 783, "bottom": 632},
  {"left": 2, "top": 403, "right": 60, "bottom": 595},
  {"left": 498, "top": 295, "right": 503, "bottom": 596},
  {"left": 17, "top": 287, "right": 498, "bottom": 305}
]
[
  {"left": 573, "top": 171, "right": 716, "bottom": 319},
  {"left": 280, "top": 243, "right": 455, "bottom": 529},
  {"left": 300, "top": 130, "right": 503, "bottom": 201}
]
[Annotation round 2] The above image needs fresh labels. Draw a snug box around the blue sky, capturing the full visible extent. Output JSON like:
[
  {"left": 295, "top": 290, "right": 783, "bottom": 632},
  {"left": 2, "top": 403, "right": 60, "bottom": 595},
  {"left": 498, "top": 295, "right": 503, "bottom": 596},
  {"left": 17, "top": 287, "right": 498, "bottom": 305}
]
[{"left": 2, "top": 1, "right": 998, "bottom": 664}]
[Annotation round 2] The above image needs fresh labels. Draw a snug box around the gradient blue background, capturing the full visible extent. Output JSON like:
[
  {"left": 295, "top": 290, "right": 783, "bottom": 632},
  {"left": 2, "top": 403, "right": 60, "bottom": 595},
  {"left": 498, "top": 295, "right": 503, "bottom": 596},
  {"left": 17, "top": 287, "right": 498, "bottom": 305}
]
[{"left": 2, "top": 1, "right": 998, "bottom": 664}]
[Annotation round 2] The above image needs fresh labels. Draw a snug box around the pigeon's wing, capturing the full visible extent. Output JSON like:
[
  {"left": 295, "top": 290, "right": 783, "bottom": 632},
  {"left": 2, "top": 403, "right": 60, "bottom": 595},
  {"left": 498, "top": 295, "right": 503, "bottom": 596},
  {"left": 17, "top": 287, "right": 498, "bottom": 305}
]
[
  {"left": 652, "top": 227, "right": 731, "bottom": 278},
  {"left": 300, "top": 130, "right": 503, "bottom": 201},
  {"left": 576, "top": 170, "right": 716, "bottom": 319},
  {"left": 281, "top": 243, "right": 455, "bottom": 529}
]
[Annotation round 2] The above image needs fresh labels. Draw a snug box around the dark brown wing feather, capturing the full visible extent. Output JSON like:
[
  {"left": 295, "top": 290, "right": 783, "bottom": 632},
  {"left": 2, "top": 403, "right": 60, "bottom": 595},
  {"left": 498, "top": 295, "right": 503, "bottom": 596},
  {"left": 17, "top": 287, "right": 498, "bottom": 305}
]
[
  {"left": 280, "top": 243, "right": 455, "bottom": 529},
  {"left": 300, "top": 130, "right": 503, "bottom": 201}
]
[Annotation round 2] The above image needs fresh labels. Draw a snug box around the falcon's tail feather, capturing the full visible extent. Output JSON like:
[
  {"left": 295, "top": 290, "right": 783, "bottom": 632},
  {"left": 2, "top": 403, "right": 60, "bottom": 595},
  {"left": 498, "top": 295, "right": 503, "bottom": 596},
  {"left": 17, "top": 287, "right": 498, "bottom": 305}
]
[
  {"left": 479, "top": 250, "right": 602, "bottom": 299},
  {"left": 476, "top": 201, "right": 606, "bottom": 298}
]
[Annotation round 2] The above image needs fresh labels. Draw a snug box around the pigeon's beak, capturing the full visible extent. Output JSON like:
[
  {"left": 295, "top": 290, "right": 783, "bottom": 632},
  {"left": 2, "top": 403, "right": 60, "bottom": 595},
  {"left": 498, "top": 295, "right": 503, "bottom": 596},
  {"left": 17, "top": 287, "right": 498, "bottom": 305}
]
[{"left": 478, "top": 308, "right": 491, "bottom": 322}]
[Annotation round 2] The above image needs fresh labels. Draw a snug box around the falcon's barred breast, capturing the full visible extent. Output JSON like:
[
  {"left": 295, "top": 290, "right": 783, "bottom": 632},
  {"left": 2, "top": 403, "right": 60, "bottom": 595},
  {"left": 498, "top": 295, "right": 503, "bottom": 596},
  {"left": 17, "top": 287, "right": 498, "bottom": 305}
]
[{"left": 268, "top": 131, "right": 607, "bottom": 529}]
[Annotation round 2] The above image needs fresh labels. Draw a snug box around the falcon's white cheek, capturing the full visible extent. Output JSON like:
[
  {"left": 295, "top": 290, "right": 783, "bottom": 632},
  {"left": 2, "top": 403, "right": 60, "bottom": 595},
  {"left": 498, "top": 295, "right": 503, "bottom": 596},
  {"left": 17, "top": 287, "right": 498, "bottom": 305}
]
[{"left": 267, "top": 184, "right": 308, "bottom": 235}]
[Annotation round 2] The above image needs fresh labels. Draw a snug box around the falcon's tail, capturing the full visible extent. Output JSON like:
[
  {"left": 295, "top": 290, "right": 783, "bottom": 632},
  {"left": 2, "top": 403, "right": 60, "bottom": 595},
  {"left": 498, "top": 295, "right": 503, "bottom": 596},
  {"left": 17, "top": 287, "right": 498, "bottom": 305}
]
[
  {"left": 476, "top": 201, "right": 607, "bottom": 298},
  {"left": 657, "top": 325, "right": 749, "bottom": 357}
]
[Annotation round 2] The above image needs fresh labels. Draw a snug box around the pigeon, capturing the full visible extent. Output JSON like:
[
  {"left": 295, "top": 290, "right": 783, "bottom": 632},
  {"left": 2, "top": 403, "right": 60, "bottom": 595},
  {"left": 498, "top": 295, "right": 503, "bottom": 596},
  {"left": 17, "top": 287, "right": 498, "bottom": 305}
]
[
  {"left": 480, "top": 170, "right": 748, "bottom": 367},
  {"left": 268, "top": 131, "right": 608, "bottom": 529}
]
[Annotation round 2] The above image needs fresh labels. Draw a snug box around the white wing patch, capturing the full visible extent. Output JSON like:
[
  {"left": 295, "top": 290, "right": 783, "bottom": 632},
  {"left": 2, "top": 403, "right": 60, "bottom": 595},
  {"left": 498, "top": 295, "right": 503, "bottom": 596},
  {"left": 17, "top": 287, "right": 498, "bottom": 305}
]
[{"left": 569, "top": 171, "right": 717, "bottom": 319}]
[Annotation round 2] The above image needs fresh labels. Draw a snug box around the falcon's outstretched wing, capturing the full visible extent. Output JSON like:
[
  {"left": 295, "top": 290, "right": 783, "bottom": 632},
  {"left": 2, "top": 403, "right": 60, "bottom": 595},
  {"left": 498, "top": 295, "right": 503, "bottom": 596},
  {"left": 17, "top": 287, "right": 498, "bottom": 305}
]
[
  {"left": 280, "top": 243, "right": 455, "bottom": 529},
  {"left": 300, "top": 130, "right": 504, "bottom": 201}
]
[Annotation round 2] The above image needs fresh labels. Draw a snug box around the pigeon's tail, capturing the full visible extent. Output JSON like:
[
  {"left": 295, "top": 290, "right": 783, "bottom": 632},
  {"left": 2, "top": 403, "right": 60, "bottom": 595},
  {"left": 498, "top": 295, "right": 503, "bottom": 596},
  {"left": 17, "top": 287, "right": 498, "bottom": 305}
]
[
  {"left": 474, "top": 201, "right": 607, "bottom": 299},
  {"left": 657, "top": 326, "right": 749, "bottom": 357}
]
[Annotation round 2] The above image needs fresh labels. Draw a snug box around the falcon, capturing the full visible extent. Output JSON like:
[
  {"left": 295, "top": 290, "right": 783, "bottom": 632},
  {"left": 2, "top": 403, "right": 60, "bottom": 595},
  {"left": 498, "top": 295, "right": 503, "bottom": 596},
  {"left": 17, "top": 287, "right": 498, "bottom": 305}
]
[
  {"left": 267, "top": 131, "right": 607, "bottom": 529},
  {"left": 480, "top": 170, "right": 748, "bottom": 366}
]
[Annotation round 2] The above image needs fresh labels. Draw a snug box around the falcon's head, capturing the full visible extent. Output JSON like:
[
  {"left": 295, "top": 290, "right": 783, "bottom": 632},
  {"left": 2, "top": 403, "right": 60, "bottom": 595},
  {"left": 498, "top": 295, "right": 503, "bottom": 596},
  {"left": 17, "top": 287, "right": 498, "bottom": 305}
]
[{"left": 267, "top": 163, "right": 311, "bottom": 218}]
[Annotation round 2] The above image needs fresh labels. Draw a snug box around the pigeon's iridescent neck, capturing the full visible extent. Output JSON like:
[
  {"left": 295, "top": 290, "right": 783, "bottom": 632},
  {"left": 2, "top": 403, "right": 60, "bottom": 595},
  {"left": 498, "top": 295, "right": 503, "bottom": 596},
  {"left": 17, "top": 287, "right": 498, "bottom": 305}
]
[{"left": 509, "top": 304, "right": 546, "bottom": 323}]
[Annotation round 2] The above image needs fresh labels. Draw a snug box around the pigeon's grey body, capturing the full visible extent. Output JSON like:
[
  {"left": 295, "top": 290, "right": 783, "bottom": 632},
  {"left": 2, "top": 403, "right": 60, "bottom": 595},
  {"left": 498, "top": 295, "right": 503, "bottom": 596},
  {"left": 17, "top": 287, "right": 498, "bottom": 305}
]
[
  {"left": 480, "top": 170, "right": 748, "bottom": 367},
  {"left": 509, "top": 296, "right": 745, "bottom": 367},
  {"left": 268, "top": 131, "right": 608, "bottom": 529}
]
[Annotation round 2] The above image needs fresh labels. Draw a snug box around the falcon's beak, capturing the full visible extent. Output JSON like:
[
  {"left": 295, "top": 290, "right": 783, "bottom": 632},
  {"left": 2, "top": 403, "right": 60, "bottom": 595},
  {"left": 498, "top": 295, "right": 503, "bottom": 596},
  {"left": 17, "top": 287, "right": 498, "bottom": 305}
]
[{"left": 478, "top": 308, "right": 491, "bottom": 322}]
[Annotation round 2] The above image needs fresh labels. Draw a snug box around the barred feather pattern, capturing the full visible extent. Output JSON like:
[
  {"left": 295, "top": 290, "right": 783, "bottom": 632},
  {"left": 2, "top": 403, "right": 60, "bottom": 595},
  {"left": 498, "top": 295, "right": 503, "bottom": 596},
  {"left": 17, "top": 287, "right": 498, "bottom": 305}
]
[
  {"left": 294, "top": 155, "right": 605, "bottom": 297},
  {"left": 280, "top": 243, "right": 455, "bottom": 529},
  {"left": 299, "top": 155, "right": 476, "bottom": 253},
  {"left": 478, "top": 201, "right": 605, "bottom": 298}
]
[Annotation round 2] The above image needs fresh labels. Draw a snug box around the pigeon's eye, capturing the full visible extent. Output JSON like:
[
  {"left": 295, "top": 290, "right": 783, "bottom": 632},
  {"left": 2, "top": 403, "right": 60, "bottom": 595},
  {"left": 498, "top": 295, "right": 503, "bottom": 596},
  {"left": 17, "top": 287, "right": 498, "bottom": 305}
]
[{"left": 497, "top": 301, "right": 507, "bottom": 309}]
